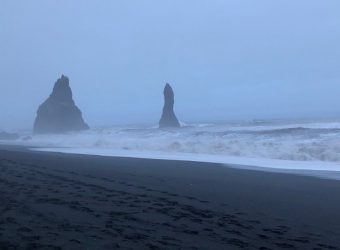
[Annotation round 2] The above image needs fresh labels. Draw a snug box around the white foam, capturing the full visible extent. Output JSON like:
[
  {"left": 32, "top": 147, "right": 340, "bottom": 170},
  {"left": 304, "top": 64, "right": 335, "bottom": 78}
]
[
  {"left": 31, "top": 147, "right": 340, "bottom": 173},
  {"left": 3, "top": 119, "right": 340, "bottom": 172}
]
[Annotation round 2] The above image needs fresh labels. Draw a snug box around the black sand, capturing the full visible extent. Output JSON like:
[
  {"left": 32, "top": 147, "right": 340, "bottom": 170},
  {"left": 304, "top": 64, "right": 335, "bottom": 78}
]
[{"left": 1, "top": 146, "right": 340, "bottom": 249}]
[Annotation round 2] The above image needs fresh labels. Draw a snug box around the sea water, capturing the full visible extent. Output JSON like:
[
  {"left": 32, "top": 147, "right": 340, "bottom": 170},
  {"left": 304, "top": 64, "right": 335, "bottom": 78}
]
[{"left": 3, "top": 118, "right": 340, "bottom": 172}]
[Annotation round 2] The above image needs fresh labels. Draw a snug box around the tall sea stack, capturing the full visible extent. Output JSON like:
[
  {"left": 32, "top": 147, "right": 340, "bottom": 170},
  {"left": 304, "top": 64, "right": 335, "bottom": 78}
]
[
  {"left": 159, "top": 83, "right": 180, "bottom": 128},
  {"left": 33, "top": 75, "right": 89, "bottom": 134}
]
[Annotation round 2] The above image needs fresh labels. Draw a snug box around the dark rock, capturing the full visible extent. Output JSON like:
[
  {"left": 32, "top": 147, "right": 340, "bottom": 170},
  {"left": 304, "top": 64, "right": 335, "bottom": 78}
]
[
  {"left": 22, "top": 136, "right": 32, "bottom": 141},
  {"left": 0, "top": 132, "right": 19, "bottom": 140},
  {"left": 159, "top": 83, "right": 180, "bottom": 128},
  {"left": 33, "top": 75, "right": 89, "bottom": 134}
]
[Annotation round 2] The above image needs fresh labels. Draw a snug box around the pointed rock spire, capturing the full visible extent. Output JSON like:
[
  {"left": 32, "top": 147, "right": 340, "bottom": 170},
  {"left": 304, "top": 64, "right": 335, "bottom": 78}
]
[
  {"left": 159, "top": 83, "right": 180, "bottom": 128},
  {"left": 33, "top": 75, "right": 89, "bottom": 134}
]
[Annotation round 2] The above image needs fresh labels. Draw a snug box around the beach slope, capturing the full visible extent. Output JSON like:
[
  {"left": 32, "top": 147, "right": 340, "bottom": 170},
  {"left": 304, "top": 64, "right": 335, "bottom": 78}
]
[{"left": 1, "top": 147, "right": 340, "bottom": 249}]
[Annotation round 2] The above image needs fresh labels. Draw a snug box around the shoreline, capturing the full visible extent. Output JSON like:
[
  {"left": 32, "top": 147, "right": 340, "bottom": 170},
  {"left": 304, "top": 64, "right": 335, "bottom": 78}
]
[
  {"left": 4, "top": 143, "right": 340, "bottom": 181},
  {"left": 31, "top": 146, "right": 340, "bottom": 181},
  {"left": 1, "top": 146, "right": 340, "bottom": 249}
]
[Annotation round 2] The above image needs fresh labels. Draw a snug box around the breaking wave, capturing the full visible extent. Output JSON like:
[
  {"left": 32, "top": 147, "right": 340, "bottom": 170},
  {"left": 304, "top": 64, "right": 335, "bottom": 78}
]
[{"left": 4, "top": 119, "right": 340, "bottom": 166}]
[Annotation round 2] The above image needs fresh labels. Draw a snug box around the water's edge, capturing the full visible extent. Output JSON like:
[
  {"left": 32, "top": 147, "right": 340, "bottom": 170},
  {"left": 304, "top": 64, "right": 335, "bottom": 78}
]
[{"left": 32, "top": 147, "right": 340, "bottom": 181}]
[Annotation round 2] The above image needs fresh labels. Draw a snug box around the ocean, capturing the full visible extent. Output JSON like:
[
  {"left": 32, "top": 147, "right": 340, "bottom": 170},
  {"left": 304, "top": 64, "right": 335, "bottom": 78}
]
[{"left": 3, "top": 118, "right": 340, "bottom": 172}]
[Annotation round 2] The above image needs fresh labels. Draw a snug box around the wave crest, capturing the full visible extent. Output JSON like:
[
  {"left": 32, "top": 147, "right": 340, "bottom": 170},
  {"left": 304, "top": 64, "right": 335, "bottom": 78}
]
[{"left": 4, "top": 120, "right": 340, "bottom": 164}]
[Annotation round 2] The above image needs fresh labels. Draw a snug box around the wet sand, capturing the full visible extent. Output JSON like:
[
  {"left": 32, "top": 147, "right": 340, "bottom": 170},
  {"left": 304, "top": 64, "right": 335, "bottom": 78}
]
[{"left": 0, "top": 146, "right": 340, "bottom": 249}]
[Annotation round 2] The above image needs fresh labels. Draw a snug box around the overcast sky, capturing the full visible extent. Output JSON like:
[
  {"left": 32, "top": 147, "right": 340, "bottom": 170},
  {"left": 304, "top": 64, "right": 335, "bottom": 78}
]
[{"left": 1, "top": 0, "right": 340, "bottom": 130}]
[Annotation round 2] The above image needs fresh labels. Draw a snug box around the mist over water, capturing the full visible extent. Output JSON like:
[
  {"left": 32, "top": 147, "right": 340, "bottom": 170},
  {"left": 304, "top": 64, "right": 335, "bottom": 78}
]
[
  {"left": 1, "top": 0, "right": 340, "bottom": 130},
  {"left": 2, "top": 118, "right": 340, "bottom": 172},
  {"left": 1, "top": 1, "right": 340, "bottom": 171}
]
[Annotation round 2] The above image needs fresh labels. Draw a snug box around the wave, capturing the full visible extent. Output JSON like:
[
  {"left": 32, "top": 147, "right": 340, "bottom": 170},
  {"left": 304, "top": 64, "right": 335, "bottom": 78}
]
[{"left": 3, "top": 119, "right": 340, "bottom": 167}]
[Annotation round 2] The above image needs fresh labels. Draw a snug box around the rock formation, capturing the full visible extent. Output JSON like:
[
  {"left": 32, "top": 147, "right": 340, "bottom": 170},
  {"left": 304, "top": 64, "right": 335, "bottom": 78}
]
[
  {"left": 159, "top": 83, "right": 180, "bottom": 128},
  {"left": 33, "top": 75, "right": 89, "bottom": 134}
]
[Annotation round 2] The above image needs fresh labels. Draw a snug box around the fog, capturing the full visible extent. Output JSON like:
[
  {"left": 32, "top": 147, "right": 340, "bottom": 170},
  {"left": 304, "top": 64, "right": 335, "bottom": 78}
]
[{"left": 1, "top": 0, "right": 340, "bottom": 130}]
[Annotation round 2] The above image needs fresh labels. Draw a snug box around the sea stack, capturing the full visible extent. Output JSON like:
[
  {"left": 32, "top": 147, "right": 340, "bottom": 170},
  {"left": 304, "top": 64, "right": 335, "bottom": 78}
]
[
  {"left": 159, "top": 83, "right": 180, "bottom": 128},
  {"left": 33, "top": 75, "right": 89, "bottom": 134}
]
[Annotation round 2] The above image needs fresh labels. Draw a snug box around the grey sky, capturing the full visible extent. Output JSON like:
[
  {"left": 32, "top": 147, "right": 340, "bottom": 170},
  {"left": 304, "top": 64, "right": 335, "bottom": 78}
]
[{"left": 1, "top": 0, "right": 340, "bottom": 130}]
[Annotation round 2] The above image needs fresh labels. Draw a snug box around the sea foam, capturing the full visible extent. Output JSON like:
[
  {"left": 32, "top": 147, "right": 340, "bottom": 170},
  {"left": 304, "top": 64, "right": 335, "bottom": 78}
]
[{"left": 3, "top": 119, "right": 340, "bottom": 171}]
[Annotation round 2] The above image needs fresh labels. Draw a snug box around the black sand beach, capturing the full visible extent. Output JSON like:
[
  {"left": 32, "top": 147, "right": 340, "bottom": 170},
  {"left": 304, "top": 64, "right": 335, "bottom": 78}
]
[{"left": 1, "top": 146, "right": 340, "bottom": 249}]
